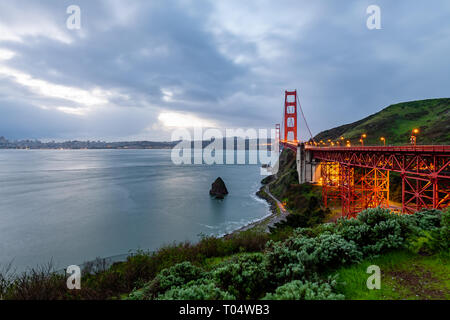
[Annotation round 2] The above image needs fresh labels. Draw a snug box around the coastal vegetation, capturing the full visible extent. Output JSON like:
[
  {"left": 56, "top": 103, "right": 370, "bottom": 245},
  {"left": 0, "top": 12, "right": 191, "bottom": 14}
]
[{"left": 314, "top": 98, "right": 450, "bottom": 145}]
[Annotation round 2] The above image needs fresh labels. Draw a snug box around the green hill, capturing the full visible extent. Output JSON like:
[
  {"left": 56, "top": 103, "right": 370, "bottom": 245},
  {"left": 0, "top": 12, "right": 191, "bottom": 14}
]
[{"left": 314, "top": 98, "right": 450, "bottom": 145}]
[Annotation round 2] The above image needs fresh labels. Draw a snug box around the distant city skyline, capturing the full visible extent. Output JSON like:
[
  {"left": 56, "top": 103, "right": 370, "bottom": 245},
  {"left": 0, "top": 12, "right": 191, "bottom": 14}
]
[{"left": 0, "top": 0, "right": 449, "bottom": 141}]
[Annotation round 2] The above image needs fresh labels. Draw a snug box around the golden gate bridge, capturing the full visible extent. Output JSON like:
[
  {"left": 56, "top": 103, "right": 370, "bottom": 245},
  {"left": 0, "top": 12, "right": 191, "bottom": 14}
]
[{"left": 276, "top": 90, "right": 450, "bottom": 216}]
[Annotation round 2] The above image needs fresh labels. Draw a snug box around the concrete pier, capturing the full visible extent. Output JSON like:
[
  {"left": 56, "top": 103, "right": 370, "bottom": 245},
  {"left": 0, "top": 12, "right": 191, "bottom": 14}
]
[{"left": 297, "top": 143, "right": 321, "bottom": 183}]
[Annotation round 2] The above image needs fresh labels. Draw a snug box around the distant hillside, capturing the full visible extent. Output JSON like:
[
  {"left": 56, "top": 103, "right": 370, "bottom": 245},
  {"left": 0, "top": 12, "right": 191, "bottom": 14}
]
[{"left": 314, "top": 98, "right": 450, "bottom": 145}]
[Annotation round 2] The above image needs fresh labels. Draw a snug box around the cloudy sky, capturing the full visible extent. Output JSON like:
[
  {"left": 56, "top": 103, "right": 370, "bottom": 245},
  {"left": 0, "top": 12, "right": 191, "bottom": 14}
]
[{"left": 0, "top": 0, "right": 449, "bottom": 141}]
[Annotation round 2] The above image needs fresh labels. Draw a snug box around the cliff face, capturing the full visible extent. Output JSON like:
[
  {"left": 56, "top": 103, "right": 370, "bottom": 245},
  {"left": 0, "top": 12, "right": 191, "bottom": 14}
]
[
  {"left": 269, "top": 149, "right": 299, "bottom": 197},
  {"left": 261, "top": 148, "right": 328, "bottom": 228},
  {"left": 276, "top": 148, "right": 297, "bottom": 176}
]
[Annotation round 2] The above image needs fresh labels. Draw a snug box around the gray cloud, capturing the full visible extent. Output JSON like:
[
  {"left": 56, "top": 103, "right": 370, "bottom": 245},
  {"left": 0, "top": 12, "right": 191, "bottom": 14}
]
[{"left": 0, "top": 0, "right": 449, "bottom": 141}]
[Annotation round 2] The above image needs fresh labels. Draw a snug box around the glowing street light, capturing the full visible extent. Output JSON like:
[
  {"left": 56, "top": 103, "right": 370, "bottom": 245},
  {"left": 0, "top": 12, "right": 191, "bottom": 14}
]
[
  {"left": 360, "top": 134, "right": 367, "bottom": 146},
  {"left": 411, "top": 128, "right": 419, "bottom": 146},
  {"left": 380, "top": 137, "right": 386, "bottom": 146}
]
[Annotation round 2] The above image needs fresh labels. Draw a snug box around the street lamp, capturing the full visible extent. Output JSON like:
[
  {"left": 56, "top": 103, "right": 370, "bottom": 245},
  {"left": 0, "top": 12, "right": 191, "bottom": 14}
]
[
  {"left": 380, "top": 137, "right": 386, "bottom": 146},
  {"left": 360, "top": 134, "right": 367, "bottom": 146},
  {"left": 411, "top": 129, "right": 419, "bottom": 146}
]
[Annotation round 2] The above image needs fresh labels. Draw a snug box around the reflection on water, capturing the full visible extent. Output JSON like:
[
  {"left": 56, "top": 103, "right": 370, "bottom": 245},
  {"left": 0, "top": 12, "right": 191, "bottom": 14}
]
[{"left": 0, "top": 149, "right": 269, "bottom": 271}]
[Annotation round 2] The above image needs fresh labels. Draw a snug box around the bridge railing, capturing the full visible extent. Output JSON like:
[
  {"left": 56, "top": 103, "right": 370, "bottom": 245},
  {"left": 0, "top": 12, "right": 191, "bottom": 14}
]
[{"left": 305, "top": 145, "right": 450, "bottom": 153}]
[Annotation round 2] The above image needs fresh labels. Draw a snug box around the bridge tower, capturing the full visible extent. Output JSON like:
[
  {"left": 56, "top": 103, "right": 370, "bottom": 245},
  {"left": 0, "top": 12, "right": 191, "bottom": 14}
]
[{"left": 284, "top": 90, "right": 298, "bottom": 142}]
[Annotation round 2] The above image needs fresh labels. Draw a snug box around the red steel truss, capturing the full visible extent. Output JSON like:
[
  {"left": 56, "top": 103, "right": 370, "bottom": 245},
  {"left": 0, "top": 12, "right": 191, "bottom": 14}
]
[
  {"left": 312, "top": 145, "right": 450, "bottom": 214},
  {"left": 339, "top": 164, "right": 357, "bottom": 216},
  {"left": 320, "top": 161, "right": 341, "bottom": 208},
  {"left": 358, "top": 168, "right": 390, "bottom": 210},
  {"left": 321, "top": 163, "right": 390, "bottom": 217}
]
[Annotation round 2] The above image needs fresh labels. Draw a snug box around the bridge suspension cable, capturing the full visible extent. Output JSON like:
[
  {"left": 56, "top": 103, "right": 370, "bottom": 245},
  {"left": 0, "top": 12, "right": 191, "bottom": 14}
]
[{"left": 296, "top": 94, "right": 315, "bottom": 143}]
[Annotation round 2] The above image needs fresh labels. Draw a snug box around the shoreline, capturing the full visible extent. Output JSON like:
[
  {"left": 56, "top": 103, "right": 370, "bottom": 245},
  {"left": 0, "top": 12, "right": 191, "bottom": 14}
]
[{"left": 222, "top": 179, "right": 288, "bottom": 238}]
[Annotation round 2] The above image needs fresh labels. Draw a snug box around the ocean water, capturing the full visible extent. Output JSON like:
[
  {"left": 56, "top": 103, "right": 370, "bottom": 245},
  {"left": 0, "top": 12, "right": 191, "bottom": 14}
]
[{"left": 0, "top": 149, "right": 270, "bottom": 272}]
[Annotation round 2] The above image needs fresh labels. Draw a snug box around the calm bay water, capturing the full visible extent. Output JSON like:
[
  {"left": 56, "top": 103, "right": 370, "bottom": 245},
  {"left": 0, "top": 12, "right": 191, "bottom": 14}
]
[{"left": 0, "top": 149, "right": 269, "bottom": 271}]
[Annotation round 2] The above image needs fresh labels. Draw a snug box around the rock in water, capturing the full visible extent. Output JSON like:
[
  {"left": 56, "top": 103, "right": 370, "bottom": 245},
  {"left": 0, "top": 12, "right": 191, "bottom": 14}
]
[{"left": 210, "top": 177, "right": 228, "bottom": 198}]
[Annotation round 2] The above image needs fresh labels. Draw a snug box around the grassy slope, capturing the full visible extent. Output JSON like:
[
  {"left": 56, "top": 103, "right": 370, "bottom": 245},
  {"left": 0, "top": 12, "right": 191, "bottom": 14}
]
[
  {"left": 334, "top": 251, "right": 450, "bottom": 300},
  {"left": 314, "top": 98, "right": 450, "bottom": 145}
]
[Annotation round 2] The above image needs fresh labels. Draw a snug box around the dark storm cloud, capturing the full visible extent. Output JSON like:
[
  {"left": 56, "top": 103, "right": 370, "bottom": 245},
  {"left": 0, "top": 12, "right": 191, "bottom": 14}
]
[{"left": 0, "top": 0, "right": 449, "bottom": 140}]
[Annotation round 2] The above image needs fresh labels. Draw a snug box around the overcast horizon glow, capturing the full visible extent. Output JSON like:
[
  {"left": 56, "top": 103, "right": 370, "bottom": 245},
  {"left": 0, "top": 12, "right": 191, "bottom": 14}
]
[{"left": 0, "top": 0, "right": 449, "bottom": 141}]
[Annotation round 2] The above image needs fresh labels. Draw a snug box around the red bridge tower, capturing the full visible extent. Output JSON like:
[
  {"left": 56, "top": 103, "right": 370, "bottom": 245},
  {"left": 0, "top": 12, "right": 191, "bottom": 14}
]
[{"left": 284, "top": 90, "right": 298, "bottom": 142}]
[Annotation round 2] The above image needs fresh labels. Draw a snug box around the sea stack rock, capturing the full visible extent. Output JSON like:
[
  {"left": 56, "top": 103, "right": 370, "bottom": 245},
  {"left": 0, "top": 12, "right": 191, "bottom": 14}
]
[{"left": 210, "top": 177, "right": 229, "bottom": 199}]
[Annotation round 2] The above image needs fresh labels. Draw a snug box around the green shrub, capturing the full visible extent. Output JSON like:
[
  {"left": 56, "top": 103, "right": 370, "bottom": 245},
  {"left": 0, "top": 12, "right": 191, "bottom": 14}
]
[
  {"left": 211, "top": 253, "right": 268, "bottom": 299},
  {"left": 263, "top": 231, "right": 361, "bottom": 288},
  {"left": 157, "top": 279, "right": 235, "bottom": 300},
  {"left": 335, "top": 208, "right": 409, "bottom": 255},
  {"left": 284, "top": 233, "right": 362, "bottom": 271},
  {"left": 263, "top": 278, "right": 344, "bottom": 300},
  {"left": 406, "top": 209, "right": 450, "bottom": 254},
  {"left": 263, "top": 240, "right": 306, "bottom": 286},
  {"left": 127, "top": 262, "right": 205, "bottom": 300},
  {"left": 405, "top": 209, "right": 442, "bottom": 231},
  {"left": 440, "top": 209, "right": 450, "bottom": 251},
  {"left": 407, "top": 230, "right": 437, "bottom": 255}
]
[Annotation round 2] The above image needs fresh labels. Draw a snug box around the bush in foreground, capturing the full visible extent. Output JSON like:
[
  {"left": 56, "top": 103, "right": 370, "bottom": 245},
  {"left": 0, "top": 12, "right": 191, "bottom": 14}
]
[
  {"left": 157, "top": 279, "right": 235, "bottom": 300},
  {"left": 263, "top": 278, "right": 344, "bottom": 300}
]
